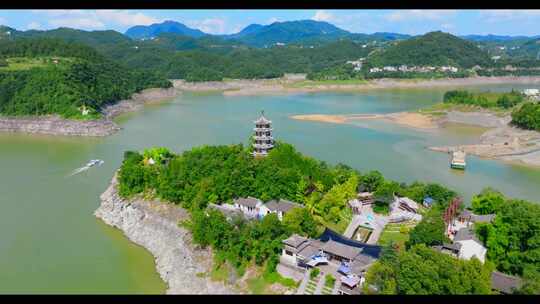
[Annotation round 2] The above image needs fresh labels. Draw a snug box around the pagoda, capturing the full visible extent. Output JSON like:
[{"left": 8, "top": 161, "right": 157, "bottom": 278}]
[{"left": 252, "top": 110, "right": 274, "bottom": 157}]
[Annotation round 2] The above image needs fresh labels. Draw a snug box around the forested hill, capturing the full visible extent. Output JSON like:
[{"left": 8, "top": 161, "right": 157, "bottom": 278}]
[
  {"left": 125, "top": 20, "right": 206, "bottom": 40},
  {"left": 221, "top": 20, "right": 351, "bottom": 47},
  {"left": 0, "top": 38, "right": 170, "bottom": 118},
  {"left": 366, "top": 31, "right": 493, "bottom": 68}
]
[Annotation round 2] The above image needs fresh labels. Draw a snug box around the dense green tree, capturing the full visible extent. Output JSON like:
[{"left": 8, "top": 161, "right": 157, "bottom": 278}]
[
  {"left": 407, "top": 208, "right": 448, "bottom": 247},
  {"left": 282, "top": 207, "right": 319, "bottom": 238},
  {"left": 511, "top": 103, "right": 540, "bottom": 131},
  {"left": 360, "top": 170, "right": 384, "bottom": 192},
  {"left": 471, "top": 187, "right": 505, "bottom": 215},
  {"left": 366, "top": 244, "right": 493, "bottom": 295},
  {"left": 480, "top": 199, "right": 540, "bottom": 276}
]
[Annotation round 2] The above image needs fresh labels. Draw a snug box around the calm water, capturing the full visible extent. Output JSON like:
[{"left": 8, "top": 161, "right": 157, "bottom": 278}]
[{"left": 1, "top": 84, "right": 540, "bottom": 293}]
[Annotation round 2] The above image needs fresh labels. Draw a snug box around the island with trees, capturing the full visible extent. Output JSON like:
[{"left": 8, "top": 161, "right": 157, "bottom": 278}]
[{"left": 95, "top": 140, "right": 539, "bottom": 294}]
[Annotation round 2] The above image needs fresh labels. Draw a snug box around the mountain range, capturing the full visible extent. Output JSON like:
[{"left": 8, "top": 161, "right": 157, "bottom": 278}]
[{"left": 2, "top": 20, "right": 540, "bottom": 61}]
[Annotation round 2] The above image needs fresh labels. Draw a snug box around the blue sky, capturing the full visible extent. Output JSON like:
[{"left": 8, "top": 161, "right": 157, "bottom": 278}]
[{"left": 0, "top": 10, "right": 540, "bottom": 36}]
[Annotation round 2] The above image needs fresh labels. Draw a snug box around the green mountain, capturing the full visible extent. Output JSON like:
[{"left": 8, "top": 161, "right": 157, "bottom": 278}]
[
  {"left": 125, "top": 20, "right": 206, "bottom": 40},
  {"left": 223, "top": 20, "right": 351, "bottom": 47},
  {"left": 0, "top": 38, "right": 170, "bottom": 118},
  {"left": 507, "top": 38, "right": 540, "bottom": 60},
  {"left": 366, "top": 31, "right": 493, "bottom": 68}
]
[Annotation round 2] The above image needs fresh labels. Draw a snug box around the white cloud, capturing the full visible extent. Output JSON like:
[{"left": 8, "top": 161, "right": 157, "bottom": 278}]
[
  {"left": 385, "top": 10, "right": 457, "bottom": 22},
  {"left": 0, "top": 17, "right": 5, "bottom": 25},
  {"left": 187, "top": 18, "right": 227, "bottom": 34},
  {"left": 49, "top": 17, "right": 105, "bottom": 29},
  {"left": 480, "top": 10, "right": 540, "bottom": 22},
  {"left": 312, "top": 10, "right": 335, "bottom": 22},
  {"left": 441, "top": 23, "right": 455, "bottom": 31},
  {"left": 32, "top": 10, "right": 159, "bottom": 31},
  {"left": 267, "top": 17, "right": 281, "bottom": 24},
  {"left": 94, "top": 10, "right": 158, "bottom": 26},
  {"left": 26, "top": 22, "right": 42, "bottom": 30}
]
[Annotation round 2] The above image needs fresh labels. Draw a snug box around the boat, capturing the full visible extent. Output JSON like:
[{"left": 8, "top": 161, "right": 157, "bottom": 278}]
[
  {"left": 450, "top": 150, "right": 466, "bottom": 170},
  {"left": 87, "top": 159, "right": 104, "bottom": 167}
]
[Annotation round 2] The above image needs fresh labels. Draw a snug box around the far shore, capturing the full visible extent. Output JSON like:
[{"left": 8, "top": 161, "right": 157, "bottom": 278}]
[
  {"left": 291, "top": 108, "right": 540, "bottom": 168},
  {"left": 174, "top": 76, "right": 540, "bottom": 96},
  {"left": 2, "top": 75, "right": 540, "bottom": 137}
]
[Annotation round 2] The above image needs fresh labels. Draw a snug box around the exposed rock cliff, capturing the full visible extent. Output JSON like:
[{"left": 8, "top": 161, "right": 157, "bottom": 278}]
[
  {"left": 94, "top": 174, "right": 235, "bottom": 294},
  {"left": 0, "top": 116, "right": 120, "bottom": 136}
]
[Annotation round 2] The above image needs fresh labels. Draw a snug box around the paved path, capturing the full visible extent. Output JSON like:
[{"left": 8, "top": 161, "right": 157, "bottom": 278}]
[
  {"left": 344, "top": 215, "right": 362, "bottom": 238},
  {"left": 296, "top": 271, "right": 311, "bottom": 294},
  {"left": 314, "top": 274, "right": 326, "bottom": 295}
]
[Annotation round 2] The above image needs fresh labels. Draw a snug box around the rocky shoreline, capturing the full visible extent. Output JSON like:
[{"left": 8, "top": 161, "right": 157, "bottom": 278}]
[
  {"left": 0, "top": 87, "right": 180, "bottom": 137},
  {"left": 292, "top": 109, "right": 540, "bottom": 167},
  {"left": 94, "top": 174, "right": 235, "bottom": 294}
]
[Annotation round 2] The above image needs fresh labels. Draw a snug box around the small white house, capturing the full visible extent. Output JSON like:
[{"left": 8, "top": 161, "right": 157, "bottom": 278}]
[
  {"left": 259, "top": 199, "right": 304, "bottom": 221},
  {"left": 453, "top": 227, "right": 487, "bottom": 263},
  {"left": 383, "top": 66, "right": 397, "bottom": 72},
  {"left": 233, "top": 197, "right": 263, "bottom": 218}
]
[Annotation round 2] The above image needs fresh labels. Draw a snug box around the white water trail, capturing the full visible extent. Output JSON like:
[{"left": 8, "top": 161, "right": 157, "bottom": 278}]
[{"left": 67, "top": 165, "right": 91, "bottom": 177}]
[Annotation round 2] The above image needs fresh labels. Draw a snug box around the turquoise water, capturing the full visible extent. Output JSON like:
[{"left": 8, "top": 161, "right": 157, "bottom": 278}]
[{"left": 1, "top": 84, "right": 539, "bottom": 293}]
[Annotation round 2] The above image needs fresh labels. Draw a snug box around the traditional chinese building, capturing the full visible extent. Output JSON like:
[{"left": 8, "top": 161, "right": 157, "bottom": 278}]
[{"left": 252, "top": 111, "right": 274, "bottom": 157}]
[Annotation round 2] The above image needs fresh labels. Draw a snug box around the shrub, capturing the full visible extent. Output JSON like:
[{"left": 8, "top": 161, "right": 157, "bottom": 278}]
[{"left": 310, "top": 268, "right": 320, "bottom": 279}]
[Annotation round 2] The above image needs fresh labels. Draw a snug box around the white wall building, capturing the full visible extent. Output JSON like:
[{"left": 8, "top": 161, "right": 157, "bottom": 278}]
[{"left": 453, "top": 227, "right": 487, "bottom": 263}]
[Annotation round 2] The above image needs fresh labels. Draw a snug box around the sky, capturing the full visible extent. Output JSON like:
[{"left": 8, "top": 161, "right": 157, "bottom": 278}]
[{"left": 0, "top": 10, "right": 540, "bottom": 36}]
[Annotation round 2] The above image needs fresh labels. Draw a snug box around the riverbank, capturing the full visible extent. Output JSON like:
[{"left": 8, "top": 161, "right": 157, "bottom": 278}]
[
  {"left": 291, "top": 112, "right": 438, "bottom": 130},
  {"left": 94, "top": 174, "right": 235, "bottom": 294},
  {"left": 174, "top": 76, "right": 540, "bottom": 96},
  {"left": 0, "top": 87, "right": 180, "bottom": 137},
  {"left": 292, "top": 109, "right": 540, "bottom": 167}
]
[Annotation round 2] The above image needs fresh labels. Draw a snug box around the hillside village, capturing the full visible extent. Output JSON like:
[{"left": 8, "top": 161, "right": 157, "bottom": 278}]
[{"left": 197, "top": 112, "right": 525, "bottom": 295}]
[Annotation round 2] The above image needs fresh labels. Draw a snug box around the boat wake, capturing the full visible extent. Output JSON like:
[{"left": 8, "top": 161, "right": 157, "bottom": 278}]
[{"left": 68, "top": 159, "right": 104, "bottom": 177}]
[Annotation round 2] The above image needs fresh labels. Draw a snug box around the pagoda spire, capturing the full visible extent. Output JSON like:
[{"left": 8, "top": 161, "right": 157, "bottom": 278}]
[{"left": 252, "top": 110, "right": 274, "bottom": 157}]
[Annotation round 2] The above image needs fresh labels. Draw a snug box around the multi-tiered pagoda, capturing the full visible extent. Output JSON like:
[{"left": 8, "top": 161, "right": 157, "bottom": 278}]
[{"left": 252, "top": 111, "right": 274, "bottom": 157}]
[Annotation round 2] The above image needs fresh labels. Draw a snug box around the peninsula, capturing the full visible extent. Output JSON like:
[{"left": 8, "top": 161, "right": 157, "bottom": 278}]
[{"left": 95, "top": 112, "right": 539, "bottom": 294}]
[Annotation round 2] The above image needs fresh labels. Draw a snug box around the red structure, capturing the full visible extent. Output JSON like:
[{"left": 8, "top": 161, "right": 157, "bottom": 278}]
[{"left": 443, "top": 197, "right": 463, "bottom": 225}]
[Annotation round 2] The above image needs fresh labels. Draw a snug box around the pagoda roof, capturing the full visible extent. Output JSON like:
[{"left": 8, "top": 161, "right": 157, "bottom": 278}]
[{"left": 254, "top": 112, "right": 272, "bottom": 124}]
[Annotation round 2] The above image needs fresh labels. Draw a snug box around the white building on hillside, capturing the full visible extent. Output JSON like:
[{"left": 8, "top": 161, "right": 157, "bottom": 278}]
[
  {"left": 453, "top": 227, "right": 487, "bottom": 263},
  {"left": 259, "top": 199, "right": 304, "bottom": 221}
]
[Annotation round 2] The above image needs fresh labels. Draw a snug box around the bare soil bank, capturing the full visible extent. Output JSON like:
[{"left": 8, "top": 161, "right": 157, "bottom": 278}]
[
  {"left": 0, "top": 87, "right": 180, "bottom": 137},
  {"left": 292, "top": 110, "right": 540, "bottom": 167},
  {"left": 291, "top": 112, "right": 438, "bottom": 130},
  {"left": 176, "top": 76, "right": 540, "bottom": 96}
]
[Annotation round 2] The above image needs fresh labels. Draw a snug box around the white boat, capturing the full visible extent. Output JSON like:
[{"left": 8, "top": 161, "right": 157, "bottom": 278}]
[
  {"left": 87, "top": 159, "right": 104, "bottom": 167},
  {"left": 450, "top": 151, "right": 466, "bottom": 170}
]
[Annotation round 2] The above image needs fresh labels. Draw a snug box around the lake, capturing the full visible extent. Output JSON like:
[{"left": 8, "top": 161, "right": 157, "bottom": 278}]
[{"left": 1, "top": 84, "right": 539, "bottom": 293}]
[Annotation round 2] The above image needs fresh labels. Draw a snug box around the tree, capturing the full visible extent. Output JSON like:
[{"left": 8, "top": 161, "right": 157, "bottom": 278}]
[
  {"left": 361, "top": 170, "right": 384, "bottom": 192},
  {"left": 374, "top": 181, "right": 400, "bottom": 205},
  {"left": 471, "top": 187, "right": 505, "bottom": 215},
  {"left": 366, "top": 244, "right": 492, "bottom": 295},
  {"left": 407, "top": 209, "right": 448, "bottom": 247},
  {"left": 481, "top": 199, "right": 540, "bottom": 276},
  {"left": 282, "top": 207, "right": 319, "bottom": 238}
]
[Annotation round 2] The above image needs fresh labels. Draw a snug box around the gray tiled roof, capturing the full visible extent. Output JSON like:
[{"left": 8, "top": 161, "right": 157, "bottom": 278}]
[
  {"left": 491, "top": 271, "right": 522, "bottom": 294},
  {"left": 454, "top": 227, "right": 481, "bottom": 243},
  {"left": 234, "top": 197, "right": 261, "bottom": 208},
  {"left": 473, "top": 214, "right": 496, "bottom": 223},
  {"left": 265, "top": 199, "right": 304, "bottom": 213},
  {"left": 322, "top": 240, "right": 362, "bottom": 260},
  {"left": 282, "top": 234, "right": 309, "bottom": 249},
  {"left": 351, "top": 253, "right": 376, "bottom": 273}
]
